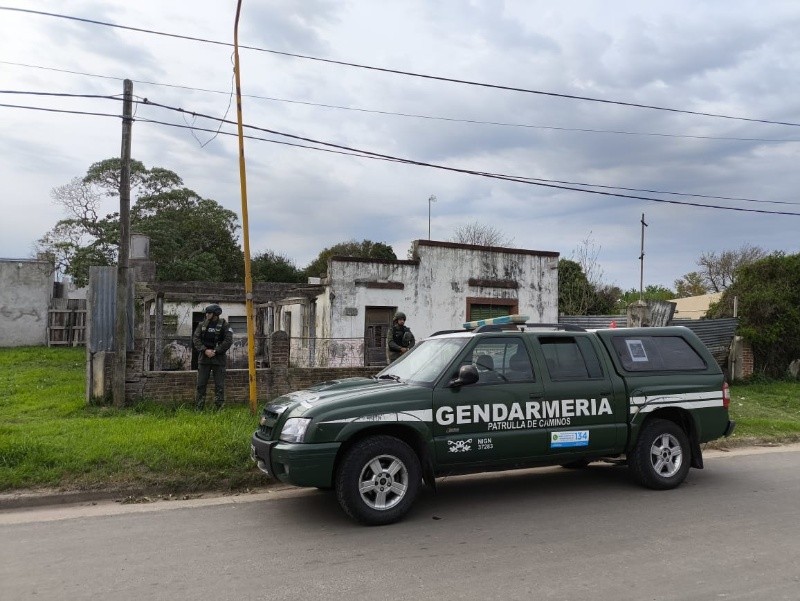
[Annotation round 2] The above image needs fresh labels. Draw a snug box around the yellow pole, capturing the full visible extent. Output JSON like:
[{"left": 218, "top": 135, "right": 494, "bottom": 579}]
[{"left": 234, "top": 0, "right": 258, "bottom": 414}]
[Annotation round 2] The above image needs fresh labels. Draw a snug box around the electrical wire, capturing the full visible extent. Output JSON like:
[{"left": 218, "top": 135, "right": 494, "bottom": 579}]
[
  {"left": 0, "top": 89, "right": 120, "bottom": 101},
  {"left": 485, "top": 175, "right": 800, "bottom": 207},
  {"left": 0, "top": 102, "right": 120, "bottom": 119},
  {"left": 4, "top": 6, "right": 800, "bottom": 128},
  {"left": 2, "top": 93, "right": 798, "bottom": 214},
  {"left": 132, "top": 101, "right": 800, "bottom": 216},
  {"left": 5, "top": 60, "right": 800, "bottom": 145}
]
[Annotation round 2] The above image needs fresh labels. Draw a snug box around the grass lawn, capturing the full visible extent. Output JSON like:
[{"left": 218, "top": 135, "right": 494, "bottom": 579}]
[
  {"left": 1, "top": 347, "right": 799, "bottom": 493},
  {"left": 0, "top": 347, "right": 264, "bottom": 492},
  {"left": 726, "top": 379, "right": 800, "bottom": 444}
]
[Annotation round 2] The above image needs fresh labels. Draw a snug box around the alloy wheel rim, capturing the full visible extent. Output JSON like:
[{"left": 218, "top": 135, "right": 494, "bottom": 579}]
[
  {"left": 649, "top": 433, "right": 683, "bottom": 477},
  {"left": 358, "top": 454, "right": 408, "bottom": 511}
]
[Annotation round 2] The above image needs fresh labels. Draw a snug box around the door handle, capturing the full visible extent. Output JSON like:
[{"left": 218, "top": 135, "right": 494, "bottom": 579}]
[{"left": 529, "top": 394, "right": 543, "bottom": 401}]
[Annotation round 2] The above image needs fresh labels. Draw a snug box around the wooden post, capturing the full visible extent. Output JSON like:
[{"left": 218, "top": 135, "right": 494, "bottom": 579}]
[
  {"left": 638, "top": 213, "right": 648, "bottom": 302},
  {"left": 112, "top": 79, "right": 133, "bottom": 407}
]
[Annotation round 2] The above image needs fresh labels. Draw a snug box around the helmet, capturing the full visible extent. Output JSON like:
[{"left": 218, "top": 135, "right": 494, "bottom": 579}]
[
  {"left": 204, "top": 304, "right": 222, "bottom": 316},
  {"left": 393, "top": 311, "right": 406, "bottom": 322}
]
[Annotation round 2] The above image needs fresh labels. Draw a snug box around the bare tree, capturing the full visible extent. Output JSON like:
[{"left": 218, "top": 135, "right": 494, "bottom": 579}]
[
  {"left": 697, "top": 244, "right": 767, "bottom": 292},
  {"left": 571, "top": 233, "right": 604, "bottom": 289},
  {"left": 561, "top": 233, "right": 621, "bottom": 315},
  {"left": 450, "top": 222, "right": 514, "bottom": 247}
]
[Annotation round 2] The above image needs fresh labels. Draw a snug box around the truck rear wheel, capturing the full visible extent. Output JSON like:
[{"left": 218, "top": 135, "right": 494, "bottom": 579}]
[
  {"left": 629, "top": 418, "right": 691, "bottom": 490},
  {"left": 335, "top": 435, "right": 421, "bottom": 525}
]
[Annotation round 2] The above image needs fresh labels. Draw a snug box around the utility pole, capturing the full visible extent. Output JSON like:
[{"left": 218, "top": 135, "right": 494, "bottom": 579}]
[
  {"left": 112, "top": 79, "right": 133, "bottom": 408},
  {"left": 638, "top": 212, "right": 648, "bottom": 302},
  {"left": 234, "top": 0, "right": 258, "bottom": 414},
  {"left": 428, "top": 195, "right": 436, "bottom": 239}
]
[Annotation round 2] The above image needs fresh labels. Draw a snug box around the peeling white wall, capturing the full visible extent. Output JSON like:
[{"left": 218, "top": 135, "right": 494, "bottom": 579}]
[
  {"left": 327, "top": 262, "right": 420, "bottom": 339},
  {"left": 315, "top": 288, "right": 331, "bottom": 340},
  {"left": 0, "top": 259, "right": 53, "bottom": 346},
  {"left": 324, "top": 241, "right": 558, "bottom": 341}
]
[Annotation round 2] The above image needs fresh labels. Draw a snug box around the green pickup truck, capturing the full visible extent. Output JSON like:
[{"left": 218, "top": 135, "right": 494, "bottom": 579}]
[{"left": 251, "top": 322, "right": 735, "bottom": 525}]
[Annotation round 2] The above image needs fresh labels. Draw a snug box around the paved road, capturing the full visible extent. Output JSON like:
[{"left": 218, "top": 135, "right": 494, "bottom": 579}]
[{"left": 2, "top": 445, "right": 799, "bottom": 601}]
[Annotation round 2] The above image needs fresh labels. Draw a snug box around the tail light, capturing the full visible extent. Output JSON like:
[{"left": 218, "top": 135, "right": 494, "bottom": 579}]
[{"left": 722, "top": 381, "right": 730, "bottom": 409}]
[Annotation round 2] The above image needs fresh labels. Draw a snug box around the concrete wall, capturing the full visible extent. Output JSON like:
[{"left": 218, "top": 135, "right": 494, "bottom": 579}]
[
  {"left": 325, "top": 240, "right": 559, "bottom": 340},
  {"left": 327, "top": 260, "right": 420, "bottom": 338},
  {"left": 0, "top": 259, "right": 53, "bottom": 346}
]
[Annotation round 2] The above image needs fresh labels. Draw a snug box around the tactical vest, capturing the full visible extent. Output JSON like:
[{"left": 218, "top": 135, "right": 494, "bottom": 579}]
[{"left": 199, "top": 319, "right": 228, "bottom": 349}]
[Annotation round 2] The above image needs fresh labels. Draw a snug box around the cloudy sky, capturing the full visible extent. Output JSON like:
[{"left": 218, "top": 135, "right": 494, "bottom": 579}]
[{"left": 2, "top": 0, "right": 800, "bottom": 291}]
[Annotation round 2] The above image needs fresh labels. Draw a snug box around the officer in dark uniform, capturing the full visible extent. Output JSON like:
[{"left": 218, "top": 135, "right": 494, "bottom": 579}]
[
  {"left": 386, "top": 311, "right": 415, "bottom": 363},
  {"left": 192, "top": 304, "right": 233, "bottom": 410}
]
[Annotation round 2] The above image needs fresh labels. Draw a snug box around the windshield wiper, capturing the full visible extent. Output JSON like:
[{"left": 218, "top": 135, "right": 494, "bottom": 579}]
[{"left": 375, "top": 374, "right": 401, "bottom": 382}]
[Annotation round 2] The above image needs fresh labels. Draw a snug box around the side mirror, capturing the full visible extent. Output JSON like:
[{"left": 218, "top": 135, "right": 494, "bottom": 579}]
[{"left": 449, "top": 364, "right": 479, "bottom": 387}]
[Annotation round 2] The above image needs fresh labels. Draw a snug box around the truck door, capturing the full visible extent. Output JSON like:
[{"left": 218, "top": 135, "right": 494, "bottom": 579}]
[
  {"left": 432, "top": 336, "right": 548, "bottom": 467},
  {"left": 532, "top": 334, "right": 627, "bottom": 457}
]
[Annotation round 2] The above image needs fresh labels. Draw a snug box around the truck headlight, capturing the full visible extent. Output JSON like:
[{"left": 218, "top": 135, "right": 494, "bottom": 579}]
[{"left": 279, "top": 418, "right": 312, "bottom": 443}]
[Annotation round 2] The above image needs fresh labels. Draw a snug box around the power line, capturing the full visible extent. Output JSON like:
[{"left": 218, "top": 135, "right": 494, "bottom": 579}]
[
  {"left": 0, "top": 89, "right": 121, "bottom": 101},
  {"left": 5, "top": 60, "right": 800, "bottom": 145},
  {"left": 496, "top": 175, "right": 800, "bottom": 207},
  {"left": 0, "top": 102, "right": 120, "bottom": 119},
  {"left": 3, "top": 94, "right": 798, "bottom": 214},
  {"left": 135, "top": 99, "right": 800, "bottom": 216},
  {"left": 4, "top": 6, "right": 800, "bottom": 128},
  {"left": 129, "top": 116, "right": 800, "bottom": 207}
]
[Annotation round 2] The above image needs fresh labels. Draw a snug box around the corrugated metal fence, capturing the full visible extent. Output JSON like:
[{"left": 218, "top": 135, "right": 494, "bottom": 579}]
[{"left": 87, "top": 266, "right": 134, "bottom": 352}]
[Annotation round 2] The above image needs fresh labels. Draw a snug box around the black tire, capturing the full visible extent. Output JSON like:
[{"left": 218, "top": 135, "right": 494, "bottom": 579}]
[
  {"left": 629, "top": 418, "right": 691, "bottom": 490},
  {"left": 335, "top": 435, "right": 421, "bottom": 526},
  {"left": 560, "top": 459, "right": 592, "bottom": 469}
]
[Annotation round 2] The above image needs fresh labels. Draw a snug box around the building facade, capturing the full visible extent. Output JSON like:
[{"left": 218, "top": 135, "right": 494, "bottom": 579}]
[{"left": 276, "top": 240, "right": 560, "bottom": 367}]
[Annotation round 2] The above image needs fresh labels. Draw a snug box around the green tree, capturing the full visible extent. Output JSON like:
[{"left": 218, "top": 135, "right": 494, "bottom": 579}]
[
  {"left": 589, "top": 284, "right": 623, "bottom": 315},
  {"left": 708, "top": 252, "right": 800, "bottom": 376},
  {"left": 132, "top": 189, "right": 243, "bottom": 282},
  {"left": 84, "top": 158, "right": 182, "bottom": 196},
  {"left": 304, "top": 239, "right": 396, "bottom": 278},
  {"left": 674, "top": 271, "right": 708, "bottom": 297},
  {"left": 558, "top": 259, "right": 593, "bottom": 315},
  {"left": 616, "top": 285, "right": 675, "bottom": 313},
  {"left": 251, "top": 250, "right": 304, "bottom": 283},
  {"left": 36, "top": 159, "right": 243, "bottom": 285}
]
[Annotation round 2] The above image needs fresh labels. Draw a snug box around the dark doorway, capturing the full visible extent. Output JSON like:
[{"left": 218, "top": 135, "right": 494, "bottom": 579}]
[{"left": 365, "top": 306, "right": 394, "bottom": 366}]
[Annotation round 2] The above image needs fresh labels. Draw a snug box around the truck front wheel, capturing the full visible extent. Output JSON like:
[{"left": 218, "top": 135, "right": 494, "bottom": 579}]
[
  {"left": 629, "top": 418, "right": 691, "bottom": 490},
  {"left": 335, "top": 435, "right": 421, "bottom": 525}
]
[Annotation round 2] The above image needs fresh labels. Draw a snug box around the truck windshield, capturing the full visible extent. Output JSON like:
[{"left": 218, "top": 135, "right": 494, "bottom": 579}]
[{"left": 376, "top": 337, "right": 468, "bottom": 385}]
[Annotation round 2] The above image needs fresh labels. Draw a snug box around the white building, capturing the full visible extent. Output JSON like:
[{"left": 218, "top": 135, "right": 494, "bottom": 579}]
[{"left": 279, "top": 240, "right": 559, "bottom": 366}]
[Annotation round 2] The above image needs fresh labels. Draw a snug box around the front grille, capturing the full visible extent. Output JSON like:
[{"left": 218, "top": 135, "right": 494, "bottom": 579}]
[{"left": 258, "top": 403, "right": 288, "bottom": 441}]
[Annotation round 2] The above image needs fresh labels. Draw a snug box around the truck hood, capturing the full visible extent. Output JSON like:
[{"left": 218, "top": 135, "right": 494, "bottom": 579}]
[{"left": 266, "top": 377, "right": 420, "bottom": 418}]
